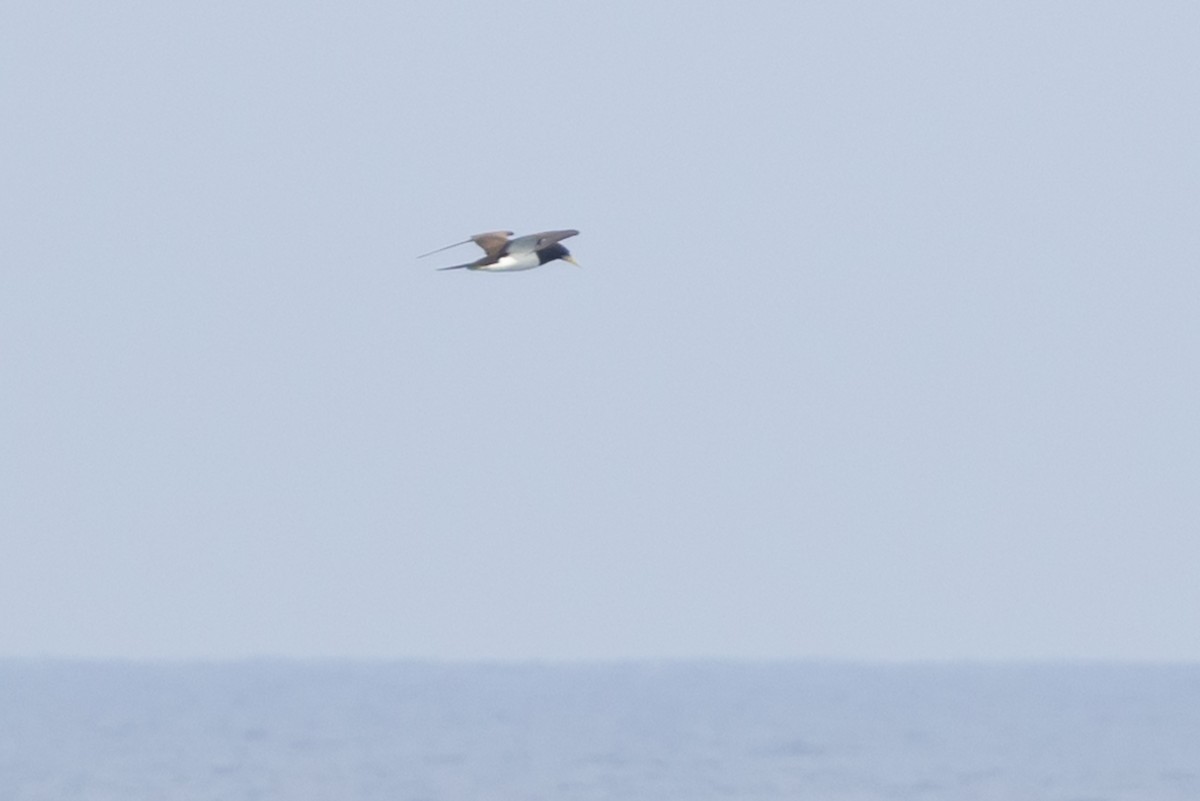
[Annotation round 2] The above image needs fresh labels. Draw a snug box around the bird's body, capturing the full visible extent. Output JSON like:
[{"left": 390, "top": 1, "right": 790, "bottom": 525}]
[{"left": 419, "top": 229, "right": 580, "bottom": 272}]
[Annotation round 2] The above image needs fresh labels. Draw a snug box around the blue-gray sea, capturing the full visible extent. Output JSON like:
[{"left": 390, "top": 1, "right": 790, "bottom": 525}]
[{"left": 1, "top": 662, "right": 1197, "bottom": 800}]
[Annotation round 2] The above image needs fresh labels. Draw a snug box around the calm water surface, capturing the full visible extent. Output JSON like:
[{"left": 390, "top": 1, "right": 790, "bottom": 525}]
[{"left": 1, "top": 662, "right": 1197, "bottom": 800}]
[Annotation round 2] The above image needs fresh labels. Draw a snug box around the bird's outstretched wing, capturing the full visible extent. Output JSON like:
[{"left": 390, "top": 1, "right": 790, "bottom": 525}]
[
  {"left": 418, "top": 230, "right": 514, "bottom": 259},
  {"left": 504, "top": 229, "right": 579, "bottom": 255}
]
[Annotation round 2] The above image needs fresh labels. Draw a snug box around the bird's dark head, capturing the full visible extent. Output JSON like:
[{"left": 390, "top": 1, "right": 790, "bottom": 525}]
[{"left": 537, "top": 242, "right": 579, "bottom": 266}]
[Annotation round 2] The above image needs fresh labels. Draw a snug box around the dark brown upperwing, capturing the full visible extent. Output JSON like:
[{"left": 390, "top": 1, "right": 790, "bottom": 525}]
[
  {"left": 469, "top": 231, "right": 515, "bottom": 259},
  {"left": 418, "top": 230, "right": 514, "bottom": 259}
]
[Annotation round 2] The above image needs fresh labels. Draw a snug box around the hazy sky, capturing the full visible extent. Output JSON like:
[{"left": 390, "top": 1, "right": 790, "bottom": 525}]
[{"left": 3, "top": 1, "right": 1198, "bottom": 661}]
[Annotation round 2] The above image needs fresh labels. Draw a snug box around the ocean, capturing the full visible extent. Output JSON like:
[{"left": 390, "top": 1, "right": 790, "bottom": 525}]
[{"left": 1, "top": 661, "right": 1197, "bottom": 800}]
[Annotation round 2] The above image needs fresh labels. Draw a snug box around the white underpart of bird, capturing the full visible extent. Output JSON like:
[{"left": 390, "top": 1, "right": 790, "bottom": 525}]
[{"left": 474, "top": 252, "right": 542, "bottom": 272}]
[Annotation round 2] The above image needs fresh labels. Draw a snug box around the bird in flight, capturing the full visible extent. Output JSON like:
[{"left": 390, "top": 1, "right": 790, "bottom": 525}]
[{"left": 419, "top": 229, "right": 580, "bottom": 272}]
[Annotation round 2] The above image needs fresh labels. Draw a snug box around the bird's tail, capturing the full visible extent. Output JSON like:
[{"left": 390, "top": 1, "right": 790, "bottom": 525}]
[{"left": 436, "top": 262, "right": 473, "bottom": 271}]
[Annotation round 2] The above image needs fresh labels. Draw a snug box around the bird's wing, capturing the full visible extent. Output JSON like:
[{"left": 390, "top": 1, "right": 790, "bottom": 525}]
[
  {"left": 418, "top": 230, "right": 514, "bottom": 259},
  {"left": 503, "top": 229, "right": 579, "bottom": 255},
  {"left": 470, "top": 231, "right": 515, "bottom": 258}
]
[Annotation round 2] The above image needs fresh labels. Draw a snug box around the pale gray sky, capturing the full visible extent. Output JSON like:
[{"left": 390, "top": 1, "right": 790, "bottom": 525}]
[{"left": 3, "top": 1, "right": 1198, "bottom": 661}]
